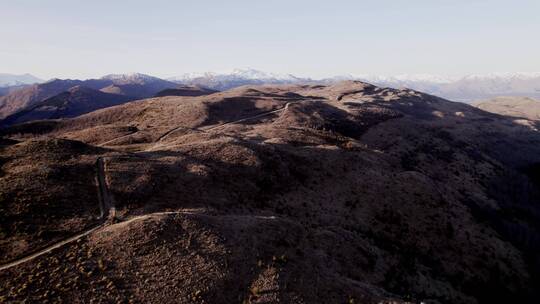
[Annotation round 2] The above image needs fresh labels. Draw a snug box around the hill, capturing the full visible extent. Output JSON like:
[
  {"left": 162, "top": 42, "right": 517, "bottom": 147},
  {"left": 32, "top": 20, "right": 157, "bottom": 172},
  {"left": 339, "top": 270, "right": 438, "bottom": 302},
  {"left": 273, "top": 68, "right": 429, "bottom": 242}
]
[
  {"left": 0, "top": 81, "right": 539, "bottom": 303},
  {"left": 473, "top": 96, "right": 540, "bottom": 121},
  {"left": 0, "top": 86, "right": 134, "bottom": 127}
]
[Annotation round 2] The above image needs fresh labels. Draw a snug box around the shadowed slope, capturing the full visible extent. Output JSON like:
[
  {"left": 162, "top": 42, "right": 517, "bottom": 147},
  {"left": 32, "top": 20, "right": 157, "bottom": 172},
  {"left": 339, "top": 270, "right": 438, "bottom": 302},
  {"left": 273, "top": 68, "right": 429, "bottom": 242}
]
[{"left": 154, "top": 85, "right": 218, "bottom": 97}]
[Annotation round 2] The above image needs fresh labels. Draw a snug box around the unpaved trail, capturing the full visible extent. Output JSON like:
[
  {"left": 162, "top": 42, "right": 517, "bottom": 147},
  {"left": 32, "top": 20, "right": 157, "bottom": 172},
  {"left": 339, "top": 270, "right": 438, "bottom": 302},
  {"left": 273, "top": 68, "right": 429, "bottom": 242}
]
[
  {"left": 116, "top": 211, "right": 277, "bottom": 227},
  {"left": 0, "top": 209, "right": 277, "bottom": 270},
  {"left": 99, "top": 130, "right": 139, "bottom": 147},
  {"left": 156, "top": 126, "right": 203, "bottom": 142},
  {"left": 0, "top": 224, "right": 102, "bottom": 271},
  {"left": 96, "top": 157, "right": 116, "bottom": 220},
  {"left": 201, "top": 102, "right": 293, "bottom": 132}
]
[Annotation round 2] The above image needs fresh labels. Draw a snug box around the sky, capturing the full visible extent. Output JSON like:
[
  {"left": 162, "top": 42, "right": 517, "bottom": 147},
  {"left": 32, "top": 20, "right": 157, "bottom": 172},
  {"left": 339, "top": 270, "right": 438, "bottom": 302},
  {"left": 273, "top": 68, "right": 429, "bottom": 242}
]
[{"left": 1, "top": 0, "right": 539, "bottom": 80}]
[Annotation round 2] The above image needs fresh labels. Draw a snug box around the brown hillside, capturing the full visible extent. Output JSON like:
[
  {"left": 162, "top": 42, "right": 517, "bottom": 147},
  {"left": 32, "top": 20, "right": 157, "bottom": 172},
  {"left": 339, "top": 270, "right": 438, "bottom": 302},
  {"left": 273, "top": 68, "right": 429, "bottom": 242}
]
[{"left": 1, "top": 81, "right": 539, "bottom": 304}]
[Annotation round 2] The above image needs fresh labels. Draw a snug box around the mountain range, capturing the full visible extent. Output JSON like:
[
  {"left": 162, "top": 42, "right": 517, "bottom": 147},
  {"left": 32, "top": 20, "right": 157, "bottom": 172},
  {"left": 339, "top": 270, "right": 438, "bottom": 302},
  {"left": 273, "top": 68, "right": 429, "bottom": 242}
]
[
  {"left": 0, "top": 73, "right": 178, "bottom": 122},
  {"left": 3, "top": 70, "right": 540, "bottom": 103},
  {"left": 0, "top": 80, "right": 539, "bottom": 303},
  {"left": 1, "top": 69, "right": 540, "bottom": 128},
  {"left": 363, "top": 73, "right": 540, "bottom": 102},
  {"left": 171, "top": 69, "right": 540, "bottom": 102},
  {"left": 169, "top": 69, "right": 306, "bottom": 91}
]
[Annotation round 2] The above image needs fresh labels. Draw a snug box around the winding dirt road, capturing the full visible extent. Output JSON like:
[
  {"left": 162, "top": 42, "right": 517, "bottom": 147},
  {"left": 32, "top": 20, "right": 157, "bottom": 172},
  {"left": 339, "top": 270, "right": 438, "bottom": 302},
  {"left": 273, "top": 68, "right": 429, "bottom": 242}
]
[
  {"left": 158, "top": 101, "right": 294, "bottom": 142},
  {"left": 96, "top": 157, "right": 116, "bottom": 220},
  {"left": 0, "top": 225, "right": 103, "bottom": 271},
  {"left": 99, "top": 130, "right": 139, "bottom": 147}
]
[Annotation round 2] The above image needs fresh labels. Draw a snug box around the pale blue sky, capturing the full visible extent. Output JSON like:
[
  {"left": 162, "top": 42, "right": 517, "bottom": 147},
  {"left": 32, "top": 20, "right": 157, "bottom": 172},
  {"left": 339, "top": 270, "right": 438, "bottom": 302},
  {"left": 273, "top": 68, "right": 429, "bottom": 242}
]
[{"left": 1, "top": 0, "right": 539, "bottom": 79}]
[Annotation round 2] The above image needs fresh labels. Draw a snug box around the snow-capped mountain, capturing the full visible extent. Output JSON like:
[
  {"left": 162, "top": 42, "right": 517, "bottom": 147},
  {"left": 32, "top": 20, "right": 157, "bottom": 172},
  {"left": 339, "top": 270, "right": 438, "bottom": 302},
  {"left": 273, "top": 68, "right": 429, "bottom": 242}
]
[
  {"left": 0, "top": 73, "right": 43, "bottom": 87},
  {"left": 356, "top": 74, "right": 460, "bottom": 84},
  {"left": 171, "top": 69, "right": 540, "bottom": 101},
  {"left": 357, "top": 72, "right": 540, "bottom": 101},
  {"left": 169, "top": 69, "right": 312, "bottom": 91},
  {"left": 101, "top": 73, "right": 167, "bottom": 85},
  {"left": 170, "top": 68, "right": 304, "bottom": 82},
  {"left": 423, "top": 73, "right": 540, "bottom": 102},
  {"left": 224, "top": 68, "right": 300, "bottom": 81},
  {"left": 460, "top": 72, "right": 540, "bottom": 81}
]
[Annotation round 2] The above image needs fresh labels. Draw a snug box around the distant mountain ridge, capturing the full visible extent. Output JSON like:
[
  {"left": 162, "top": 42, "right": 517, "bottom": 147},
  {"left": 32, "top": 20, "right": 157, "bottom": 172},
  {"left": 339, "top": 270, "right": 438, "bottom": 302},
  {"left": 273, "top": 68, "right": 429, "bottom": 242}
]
[
  {"left": 171, "top": 69, "right": 540, "bottom": 102},
  {"left": 99, "top": 73, "right": 177, "bottom": 98},
  {"left": 0, "top": 73, "right": 43, "bottom": 87},
  {"left": 0, "top": 85, "right": 30, "bottom": 98},
  {"left": 170, "top": 68, "right": 311, "bottom": 91},
  {"left": 0, "top": 86, "right": 134, "bottom": 127},
  {"left": 0, "top": 73, "right": 176, "bottom": 119},
  {"left": 473, "top": 96, "right": 540, "bottom": 121},
  {"left": 363, "top": 72, "right": 540, "bottom": 102}
]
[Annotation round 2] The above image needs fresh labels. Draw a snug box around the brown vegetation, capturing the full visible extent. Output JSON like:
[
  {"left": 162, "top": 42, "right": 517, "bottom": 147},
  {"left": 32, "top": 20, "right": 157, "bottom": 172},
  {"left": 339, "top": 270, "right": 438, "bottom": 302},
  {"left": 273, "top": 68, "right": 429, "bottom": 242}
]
[{"left": 1, "top": 81, "right": 539, "bottom": 303}]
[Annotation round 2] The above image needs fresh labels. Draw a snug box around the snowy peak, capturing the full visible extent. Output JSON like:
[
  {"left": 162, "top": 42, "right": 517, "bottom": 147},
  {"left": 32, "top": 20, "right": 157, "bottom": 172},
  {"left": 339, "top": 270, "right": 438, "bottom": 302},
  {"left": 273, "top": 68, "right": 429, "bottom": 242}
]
[
  {"left": 458, "top": 72, "right": 540, "bottom": 83},
  {"left": 170, "top": 69, "right": 540, "bottom": 101},
  {"left": 357, "top": 72, "right": 540, "bottom": 84},
  {"left": 169, "top": 68, "right": 311, "bottom": 91},
  {"left": 171, "top": 68, "right": 305, "bottom": 82},
  {"left": 101, "top": 73, "right": 164, "bottom": 85},
  {"left": 227, "top": 68, "right": 300, "bottom": 81}
]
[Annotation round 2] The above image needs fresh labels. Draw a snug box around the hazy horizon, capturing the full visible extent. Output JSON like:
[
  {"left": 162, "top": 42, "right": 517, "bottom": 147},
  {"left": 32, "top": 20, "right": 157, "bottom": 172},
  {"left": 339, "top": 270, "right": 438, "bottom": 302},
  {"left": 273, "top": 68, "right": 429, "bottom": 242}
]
[{"left": 2, "top": 0, "right": 540, "bottom": 80}]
